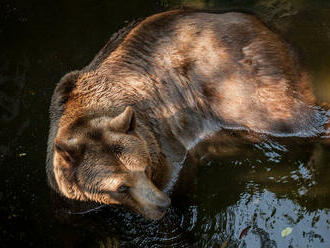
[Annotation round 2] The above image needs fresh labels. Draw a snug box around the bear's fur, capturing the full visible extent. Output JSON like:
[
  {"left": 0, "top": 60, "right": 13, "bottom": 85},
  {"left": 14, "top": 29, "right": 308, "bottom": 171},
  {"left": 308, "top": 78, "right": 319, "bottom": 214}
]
[{"left": 46, "top": 10, "right": 328, "bottom": 219}]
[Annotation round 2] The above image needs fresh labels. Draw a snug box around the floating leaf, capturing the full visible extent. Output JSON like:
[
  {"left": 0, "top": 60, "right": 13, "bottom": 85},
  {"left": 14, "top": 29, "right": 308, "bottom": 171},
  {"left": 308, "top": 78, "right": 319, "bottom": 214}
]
[
  {"left": 239, "top": 226, "right": 251, "bottom": 239},
  {"left": 281, "top": 227, "right": 293, "bottom": 237}
]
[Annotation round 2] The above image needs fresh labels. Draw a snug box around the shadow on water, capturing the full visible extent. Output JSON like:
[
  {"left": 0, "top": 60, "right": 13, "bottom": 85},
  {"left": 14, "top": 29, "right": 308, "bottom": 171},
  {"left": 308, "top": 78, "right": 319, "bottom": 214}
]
[{"left": 1, "top": 0, "right": 330, "bottom": 247}]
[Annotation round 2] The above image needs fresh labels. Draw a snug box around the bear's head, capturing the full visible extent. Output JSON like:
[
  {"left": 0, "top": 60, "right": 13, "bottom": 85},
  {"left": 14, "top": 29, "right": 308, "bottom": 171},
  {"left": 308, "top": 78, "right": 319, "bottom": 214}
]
[{"left": 50, "top": 106, "right": 171, "bottom": 220}]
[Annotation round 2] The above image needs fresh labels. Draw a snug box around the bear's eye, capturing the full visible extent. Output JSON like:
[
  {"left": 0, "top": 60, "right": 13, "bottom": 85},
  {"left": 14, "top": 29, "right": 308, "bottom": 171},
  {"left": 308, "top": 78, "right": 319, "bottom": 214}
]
[
  {"left": 145, "top": 166, "right": 152, "bottom": 177},
  {"left": 117, "top": 185, "right": 130, "bottom": 193},
  {"left": 112, "top": 145, "right": 123, "bottom": 154}
]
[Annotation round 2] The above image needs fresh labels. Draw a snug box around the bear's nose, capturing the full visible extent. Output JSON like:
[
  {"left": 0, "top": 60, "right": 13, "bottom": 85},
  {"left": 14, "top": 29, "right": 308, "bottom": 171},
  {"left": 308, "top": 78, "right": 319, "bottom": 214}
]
[{"left": 157, "top": 196, "right": 171, "bottom": 212}]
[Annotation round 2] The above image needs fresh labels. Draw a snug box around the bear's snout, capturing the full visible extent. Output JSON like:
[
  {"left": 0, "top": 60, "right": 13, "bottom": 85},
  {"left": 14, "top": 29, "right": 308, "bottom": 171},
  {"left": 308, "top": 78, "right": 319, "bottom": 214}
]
[
  {"left": 156, "top": 195, "right": 171, "bottom": 212},
  {"left": 130, "top": 172, "right": 171, "bottom": 219}
]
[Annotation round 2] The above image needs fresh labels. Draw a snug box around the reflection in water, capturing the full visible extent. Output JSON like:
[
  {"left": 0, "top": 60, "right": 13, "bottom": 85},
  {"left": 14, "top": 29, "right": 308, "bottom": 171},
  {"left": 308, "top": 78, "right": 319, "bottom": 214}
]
[
  {"left": 254, "top": 141, "right": 288, "bottom": 163},
  {"left": 172, "top": 134, "right": 330, "bottom": 248},
  {"left": 189, "top": 190, "right": 329, "bottom": 248}
]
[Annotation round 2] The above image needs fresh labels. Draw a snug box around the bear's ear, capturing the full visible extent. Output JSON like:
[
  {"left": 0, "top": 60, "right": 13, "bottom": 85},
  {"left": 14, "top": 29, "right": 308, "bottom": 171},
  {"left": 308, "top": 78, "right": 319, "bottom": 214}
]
[
  {"left": 54, "top": 138, "right": 82, "bottom": 167},
  {"left": 109, "top": 106, "right": 136, "bottom": 133}
]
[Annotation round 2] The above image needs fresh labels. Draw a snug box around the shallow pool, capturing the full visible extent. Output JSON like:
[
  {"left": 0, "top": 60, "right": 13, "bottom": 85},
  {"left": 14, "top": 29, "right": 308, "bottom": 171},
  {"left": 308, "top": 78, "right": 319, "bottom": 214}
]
[{"left": 0, "top": 0, "right": 329, "bottom": 247}]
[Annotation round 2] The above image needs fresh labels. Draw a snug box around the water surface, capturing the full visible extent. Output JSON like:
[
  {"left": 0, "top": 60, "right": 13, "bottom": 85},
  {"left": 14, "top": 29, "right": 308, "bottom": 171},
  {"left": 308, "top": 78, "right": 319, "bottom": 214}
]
[{"left": 1, "top": 0, "right": 330, "bottom": 247}]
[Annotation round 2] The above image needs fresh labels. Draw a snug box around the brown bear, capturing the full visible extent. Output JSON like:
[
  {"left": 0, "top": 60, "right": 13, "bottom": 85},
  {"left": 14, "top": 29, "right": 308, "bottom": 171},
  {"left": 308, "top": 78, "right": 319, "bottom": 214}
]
[{"left": 46, "top": 10, "right": 329, "bottom": 220}]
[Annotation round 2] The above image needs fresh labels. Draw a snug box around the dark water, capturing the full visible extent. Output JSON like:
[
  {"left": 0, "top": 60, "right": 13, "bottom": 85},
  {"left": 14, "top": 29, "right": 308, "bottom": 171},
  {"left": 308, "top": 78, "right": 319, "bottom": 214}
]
[{"left": 1, "top": 0, "right": 330, "bottom": 247}]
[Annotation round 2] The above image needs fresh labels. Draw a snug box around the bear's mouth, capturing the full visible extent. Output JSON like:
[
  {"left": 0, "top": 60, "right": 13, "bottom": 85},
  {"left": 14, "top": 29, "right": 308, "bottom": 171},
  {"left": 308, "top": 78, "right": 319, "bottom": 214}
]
[
  {"left": 127, "top": 172, "right": 172, "bottom": 220},
  {"left": 139, "top": 204, "right": 169, "bottom": 220},
  {"left": 129, "top": 193, "right": 171, "bottom": 220}
]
